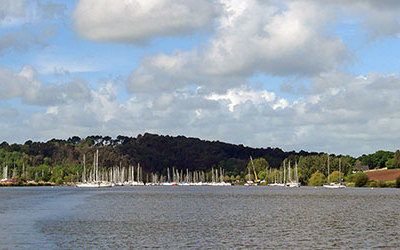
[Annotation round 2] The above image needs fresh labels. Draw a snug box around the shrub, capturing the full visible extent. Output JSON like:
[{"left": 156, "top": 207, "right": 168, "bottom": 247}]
[
  {"left": 353, "top": 172, "right": 368, "bottom": 187},
  {"left": 368, "top": 180, "right": 378, "bottom": 188},
  {"left": 308, "top": 171, "right": 326, "bottom": 186},
  {"left": 327, "top": 171, "right": 343, "bottom": 183},
  {"left": 396, "top": 176, "right": 400, "bottom": 188},
  {"left": 386, "top": 181, "right": 396, "bottom": 188},
  {"left": 377, "top": 180, "right": 387, "bottom": 188}
]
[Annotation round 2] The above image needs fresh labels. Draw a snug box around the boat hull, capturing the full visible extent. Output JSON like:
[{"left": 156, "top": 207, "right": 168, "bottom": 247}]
[{"left": 323, "top": 183, "right": 346, "bottom": 189}]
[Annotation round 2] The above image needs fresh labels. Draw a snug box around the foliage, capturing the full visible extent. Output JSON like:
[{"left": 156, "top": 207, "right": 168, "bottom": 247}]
[
  {"left": 258, "top": 171, "right": 266, "bottom": 181},
  {"left": 308, "top": 171, "right": 326, "bottom": 186},
  {"left": 353, "top": 172, "right": 369, "bottom": 187},
  {"left": 396, "top": 176, "right": 400, "bottom": 188},
  {"left": 246, "top": 157, "right": 269, "bottom": 181},
  {"left": 369, "top": 180, "right": 397, "bottom": 188},
  {"left": 327, "top": 171, "right": 343, "bottom": 183},
  {"left": 0, "top": 134, "right": 399, "bottom": 186},
  {"left": 394, "top": 150, "right": 400, "bottom": 169},
  {"left": 358, "top": 150, "right": 394, "bottom": 169},
  {"left": 298, "top": 155, "right": 353, "bottom": 183},
  {"left": 379, "top": 150, "right": 400, "bottom": 169}
]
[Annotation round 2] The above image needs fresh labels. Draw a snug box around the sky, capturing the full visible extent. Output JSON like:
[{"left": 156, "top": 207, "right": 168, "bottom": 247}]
[{"left": 0, "top": 0, "right": 400, "bottom": 156}]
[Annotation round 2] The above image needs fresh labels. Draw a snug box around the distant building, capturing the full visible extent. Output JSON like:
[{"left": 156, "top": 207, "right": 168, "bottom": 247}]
[{"left": 354, "top": 165, "right": 369, "bottom": 172}]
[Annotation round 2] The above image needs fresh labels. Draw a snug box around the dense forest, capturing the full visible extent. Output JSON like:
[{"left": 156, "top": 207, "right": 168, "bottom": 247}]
[{"left": 0, "top": 133, "right": 399, "bottom": 185}]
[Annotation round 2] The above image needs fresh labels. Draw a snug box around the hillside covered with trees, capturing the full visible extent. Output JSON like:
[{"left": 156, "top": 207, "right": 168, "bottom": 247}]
[{"left": 0, "top": 133, "right": 399, "bottom": 186}]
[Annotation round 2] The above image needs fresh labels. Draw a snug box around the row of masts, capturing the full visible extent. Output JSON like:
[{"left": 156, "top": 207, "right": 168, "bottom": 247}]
[
  {"left": 267, "top": 160, "right": 300, "bottom": 184},
  {"left": 81, "top": 150, "right": 144, "bottom": 185},
  {"left": 79, "top": 151, "right": 230, "bottom": 186},
  {"left": 1, "top": 164, "right": 28, "bottom": 181},
  {"left": 147, "top": 166, "right": 228, "bottom": 185}
]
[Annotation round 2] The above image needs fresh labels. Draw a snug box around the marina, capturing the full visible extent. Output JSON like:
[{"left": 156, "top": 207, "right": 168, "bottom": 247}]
[{"left": 1, "top": 0, "right": 400, "bottom": 248}]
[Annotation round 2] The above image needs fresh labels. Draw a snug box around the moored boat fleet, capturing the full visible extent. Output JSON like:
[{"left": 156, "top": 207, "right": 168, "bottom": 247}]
[
  {"left": 76, "top": 150, "right": 231, "bottom": 188},
  {"left": 75, "top": 152, "right": 345, "bottom": 189},
  {"left": 322, "top": 155, "right": 346, "bottom": 189},
  {"left": 246, "top": 159, "right": 302, "bottom": 187}
]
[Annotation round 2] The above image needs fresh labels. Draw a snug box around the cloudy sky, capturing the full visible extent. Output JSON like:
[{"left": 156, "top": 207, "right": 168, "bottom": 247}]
[{"left": 0, "top": 0, "right": 399, "bottom": 156}]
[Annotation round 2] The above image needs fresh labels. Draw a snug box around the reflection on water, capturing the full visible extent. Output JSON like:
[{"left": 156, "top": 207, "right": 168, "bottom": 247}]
[{"left": 1, "top": 186, "right": 400, "bottom": 249}]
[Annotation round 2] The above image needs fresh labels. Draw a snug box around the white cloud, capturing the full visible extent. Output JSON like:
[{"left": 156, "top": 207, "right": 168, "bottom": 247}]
[
  {"left": 0, "top": 0, "right": 27, "bottom": 26},
  {"left": 73, "top": 0, "right": 216, "bottom": 43},
  {"left": 0, "top": 1, "right": 65, "bottom": 56},
  {"left": 127, "top": 0, "right": 349, "bottom": 94},
  {"left": 0, "top": 26, "right": 56, "bottom": 55},
  {"left": 126, "top": 0, "right": 400, "bottom": 94},
  {"left": 0, "top": 0, "right": 66, "bottom": 26},
  {"left": 207, "top": 86, "right": 288, "bottom": 112},
  {"left": 4, "top": 72, "right": 399, "bottom": 156},
  {"left": 2, "top": 0, "right": 400, "bottom": 157},
  {"left": 0, "top": 65, "right": 92, "bottom": 106},
  {"left": 329, "top": 0, "right": 400, "bottom": 38}
]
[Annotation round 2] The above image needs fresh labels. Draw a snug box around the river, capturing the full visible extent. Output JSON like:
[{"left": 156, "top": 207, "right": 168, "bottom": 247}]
[{"left": 0, "top": 186, "right": 399, "bottom": 249}]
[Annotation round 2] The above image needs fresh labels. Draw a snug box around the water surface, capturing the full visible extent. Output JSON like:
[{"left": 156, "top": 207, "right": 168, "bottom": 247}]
[{"left": 1, "top": 186, "right": 399, "bottom": 249}]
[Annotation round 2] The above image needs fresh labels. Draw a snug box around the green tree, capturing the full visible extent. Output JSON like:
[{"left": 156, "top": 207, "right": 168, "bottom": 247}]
[
  {"left": 386, "top": 158, "right": 395, "bottom": 169},
  {"left": 393, "top": 150, "right": 400, "bottom": 169},
  {"left": 50, "top": 165, "right": 65, "bottom": 183},
  {"left": 246, "top": 157, "right": 269, "bottom": 181},
  {"left": 223, "top": 175, "right": 230, "bottom": 182},
  {"left": 353, "top": 172, "right": 368, "bottom": 187},
  {"left": 359, "top": 150, "right": 394, "bottom": 169},
  {"left": 308, "top": 171, "right": 326, "bottom": 186},
  {"left": 258, "top": 171, "right": 266, "bottom": 181},
  {"left": 327, "top": 171, "right": 343, "bottom": 183}
]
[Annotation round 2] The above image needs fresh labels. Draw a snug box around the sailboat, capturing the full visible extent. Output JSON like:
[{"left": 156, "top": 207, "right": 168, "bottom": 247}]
[
  {"left": 161, "top": 167, "right": 176, "bottom": 186},
  {"left": 130, "top": 164, "right": 145, "bottom": 186},
  {"left": 323, "top": 155, "right": 346, "bottom": 189},
  {"left": 1, "top": 165, "right": 8, "bottom": 181},
  {"left": 268, "top": 161, "right": 285, "bottom": 187},
  {"left": 286, "top": 161, "right": 301, "bottom": 187},
  {"left": 77, "top": 150, "right": 112, "bottom": 188},
  {"left": 244, "top": 158, "right": 255, "bottom": 186}
]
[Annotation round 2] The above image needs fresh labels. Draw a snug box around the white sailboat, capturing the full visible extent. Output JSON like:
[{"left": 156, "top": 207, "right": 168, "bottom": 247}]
[
  {"left": 287, "top": 161, "right": 301, "bottom": 187},
  {"left": 244, "top": 160, "right": 255, "bottom": 186},
  {"left": 77, "top": 150, "right": 112, "bottom": 188},
  {"left": 1, "top": 165, "right": 8, "bottom": 181},
  {"left": 268, "top": 162, "right": 285, "bottom": 187},
  {"left": 323, "top": 155, "right": 346, "bottom": 189}
]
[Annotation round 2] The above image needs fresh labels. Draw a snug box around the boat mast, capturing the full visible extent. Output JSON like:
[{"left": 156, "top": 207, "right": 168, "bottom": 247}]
[
  {"left": 82, "top": 154, "right": 86, "bottom": 183},
  {"left": 96, "top": 149, "right": 99, "bottom": 182},
  {"left": 283, "top": 160, "right": 286, "bottom": 184},
  {"left": 250, "top": 156, "right": 258, "bottom": 182},
  {"left": 3, "top": 165, "right": 8, "bottom": 180},
  {"left": 339, "top": 158, "right": 342, "bottom": 184},
  {"left": 327, "top": 154, "right": 330, "bottom": 183},
  {"left": 247, "top": 164, "right": 250, "bottom": 182}
]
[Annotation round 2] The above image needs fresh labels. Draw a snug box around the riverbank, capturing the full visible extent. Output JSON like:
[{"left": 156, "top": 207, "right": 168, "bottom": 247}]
[
  {"left": 1, "top": 181, "right": 399, "bottom": 188},
  {"left": 0, "top": 180, "right": 55, "bottom": 187}
]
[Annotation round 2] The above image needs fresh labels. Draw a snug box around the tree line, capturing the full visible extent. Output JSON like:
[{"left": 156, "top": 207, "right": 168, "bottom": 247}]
[{"left": 0, "top": 133, "right": 399, "bottom": 185}]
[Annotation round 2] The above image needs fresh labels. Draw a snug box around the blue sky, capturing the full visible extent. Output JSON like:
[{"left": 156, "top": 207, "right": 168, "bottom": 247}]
[{"left": 1, "top": 0, "right": 400, "bottom": 156}]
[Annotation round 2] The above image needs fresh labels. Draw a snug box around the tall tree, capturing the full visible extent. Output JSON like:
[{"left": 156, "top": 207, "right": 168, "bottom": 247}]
[{"left": 394, "top": 150, "right": 400, "bottom": 168}]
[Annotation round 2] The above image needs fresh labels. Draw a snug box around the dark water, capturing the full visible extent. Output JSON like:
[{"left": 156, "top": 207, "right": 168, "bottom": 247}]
[{"left": 1, "top": 186, "right": 400, "bottom": 249}]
